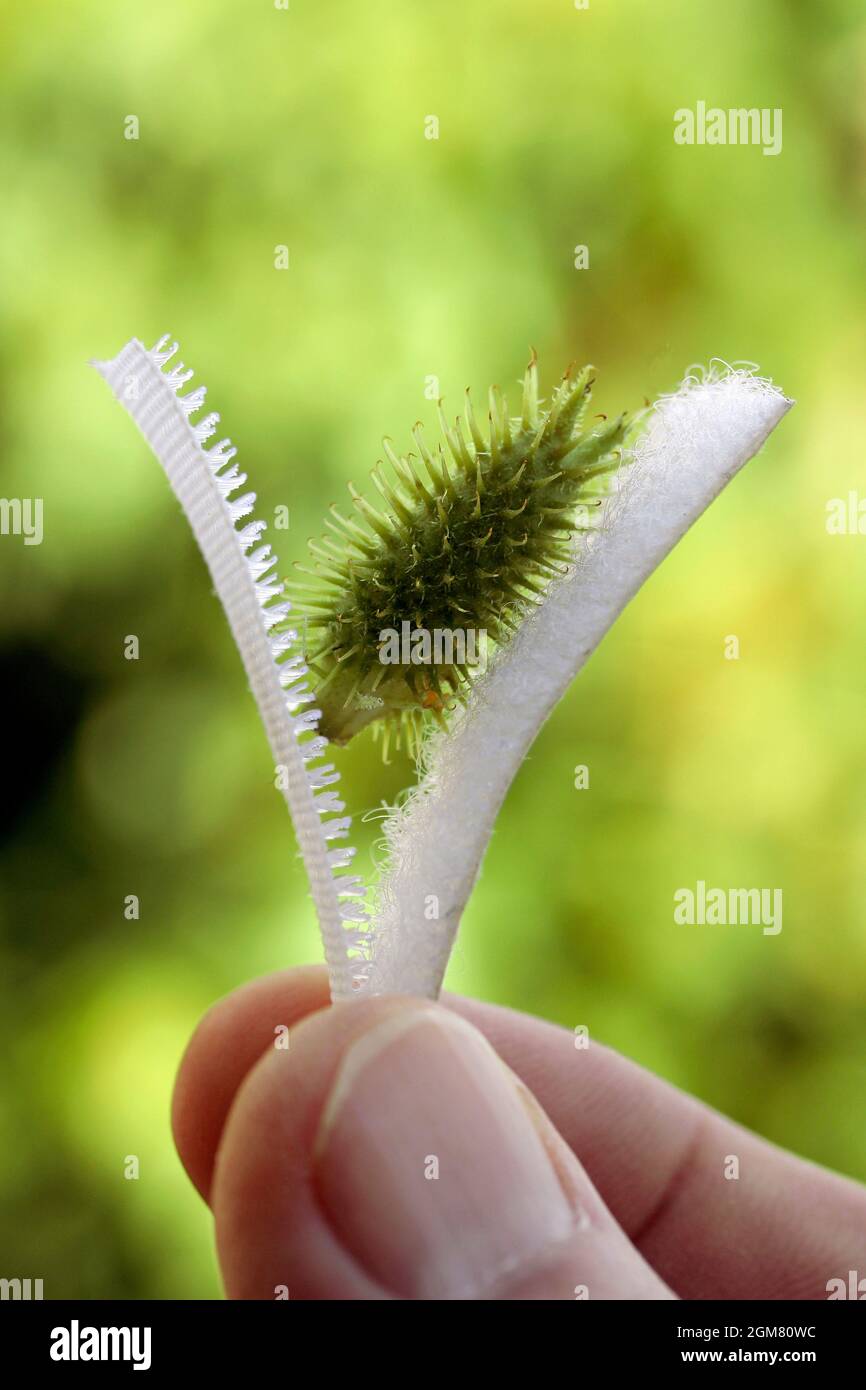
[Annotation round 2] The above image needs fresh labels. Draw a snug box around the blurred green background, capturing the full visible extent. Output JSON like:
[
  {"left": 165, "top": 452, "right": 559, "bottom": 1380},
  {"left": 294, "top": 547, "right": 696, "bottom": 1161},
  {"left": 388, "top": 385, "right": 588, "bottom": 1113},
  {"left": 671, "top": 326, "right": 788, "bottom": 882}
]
[{"left": 1, "top": 0, "right": 865, "bottom": 1298}]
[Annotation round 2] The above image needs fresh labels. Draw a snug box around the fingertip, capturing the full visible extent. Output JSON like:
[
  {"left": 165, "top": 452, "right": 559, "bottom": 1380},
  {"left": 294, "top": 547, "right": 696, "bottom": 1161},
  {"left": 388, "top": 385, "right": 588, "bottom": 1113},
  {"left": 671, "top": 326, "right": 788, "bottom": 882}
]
[
  {"left": 212, "top": 995, "right": 672, "bottom": 1300},
  {"left": 172, "top": 964, "right": 331, "bottom": 1203},
  {"left": 213, "top": 992, "right": 421, "bottom": 1299}
]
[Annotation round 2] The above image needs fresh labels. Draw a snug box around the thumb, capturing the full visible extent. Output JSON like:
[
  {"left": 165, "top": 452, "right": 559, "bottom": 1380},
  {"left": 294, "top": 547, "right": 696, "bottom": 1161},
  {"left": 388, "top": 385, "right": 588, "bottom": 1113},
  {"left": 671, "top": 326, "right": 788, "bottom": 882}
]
[{"left": 212, "top": 995, "right": 674, "bottom": 1300}]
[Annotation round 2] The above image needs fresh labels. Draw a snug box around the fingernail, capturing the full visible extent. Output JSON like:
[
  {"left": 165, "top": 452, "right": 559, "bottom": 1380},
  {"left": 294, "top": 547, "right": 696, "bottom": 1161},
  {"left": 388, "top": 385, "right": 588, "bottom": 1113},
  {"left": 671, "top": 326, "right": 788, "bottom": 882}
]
[{"left": 314, "top": 1007, "right": 580, "bottom": 1299}]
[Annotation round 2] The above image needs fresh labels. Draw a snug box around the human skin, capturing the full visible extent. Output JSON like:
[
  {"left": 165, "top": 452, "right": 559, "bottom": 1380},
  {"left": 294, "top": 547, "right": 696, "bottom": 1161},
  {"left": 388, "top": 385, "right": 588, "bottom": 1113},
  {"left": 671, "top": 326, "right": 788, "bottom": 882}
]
[{"left": 172, "top": 965, "right": 866, "bottom": 1300}]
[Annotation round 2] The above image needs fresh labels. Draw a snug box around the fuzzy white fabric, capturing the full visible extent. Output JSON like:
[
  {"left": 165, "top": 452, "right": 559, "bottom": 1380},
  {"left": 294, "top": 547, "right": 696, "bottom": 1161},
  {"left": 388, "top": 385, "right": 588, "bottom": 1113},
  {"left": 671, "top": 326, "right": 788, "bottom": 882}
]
[{"left": 365, "top": 366, "right": 794, "bottom": 998}]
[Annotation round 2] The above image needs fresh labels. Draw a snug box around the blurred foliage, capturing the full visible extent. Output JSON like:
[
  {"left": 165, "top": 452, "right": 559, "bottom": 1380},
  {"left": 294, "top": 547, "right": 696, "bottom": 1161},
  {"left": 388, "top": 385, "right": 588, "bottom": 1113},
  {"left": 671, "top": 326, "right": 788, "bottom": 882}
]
[{"left": 1, "top": 0, "right": 865, "bottom": 1298}]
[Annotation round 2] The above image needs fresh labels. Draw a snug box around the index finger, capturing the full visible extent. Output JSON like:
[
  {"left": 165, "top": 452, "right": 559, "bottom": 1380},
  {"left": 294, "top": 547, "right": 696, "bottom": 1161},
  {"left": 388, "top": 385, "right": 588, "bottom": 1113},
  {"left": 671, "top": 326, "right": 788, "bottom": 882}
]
[{"left": 451, "top": 993, "right": 866, "bottom": 1300}]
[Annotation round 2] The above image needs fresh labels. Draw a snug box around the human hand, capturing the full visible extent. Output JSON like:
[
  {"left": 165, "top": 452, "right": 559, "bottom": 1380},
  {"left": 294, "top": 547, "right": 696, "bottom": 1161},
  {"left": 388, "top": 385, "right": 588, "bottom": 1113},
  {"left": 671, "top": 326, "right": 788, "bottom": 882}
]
[{"left": 172, "top": 966, "right": 866, "bottom": 1300}]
